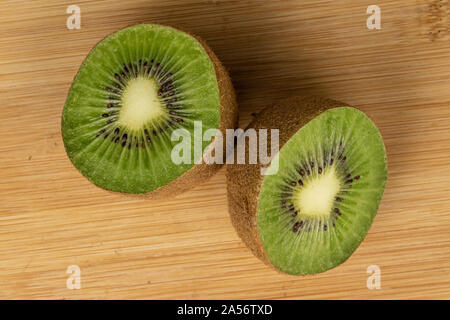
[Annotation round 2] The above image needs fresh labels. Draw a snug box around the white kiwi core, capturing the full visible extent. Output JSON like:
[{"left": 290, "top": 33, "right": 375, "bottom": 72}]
[
  {"left": 118, "top": 76, "right": 165, "bottom": 131},
  {"left": 293, "top": 166, "right": 341, "bottom": 218}
]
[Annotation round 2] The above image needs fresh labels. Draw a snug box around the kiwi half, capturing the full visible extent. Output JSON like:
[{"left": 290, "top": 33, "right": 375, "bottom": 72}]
[
  {"left": 227, "top": 96, "right": 387, "bottom": 275},
  {"left": 62, "top": 24, "right": 237, "bottom": 196}
]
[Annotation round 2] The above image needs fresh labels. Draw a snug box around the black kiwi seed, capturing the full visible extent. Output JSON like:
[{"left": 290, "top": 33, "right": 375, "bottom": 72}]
[
  {"left": 114, "top": 137, "right": 119, "bottom": 143},
  {"left": 334, "top": 208, "right": 341, "bottom": 215},
  {"left": 165, "top": 72, "right": 173, "bottom": 81},
  {"left": 299, "top": 169, "right": 305, "bottom": 176},
  {"left": 298, "top": 180, "right": 303, "bottom": 186},
  {"left": 291, "top": 181, "right": 297, "bottom": 186},
  {"left": 336, "top": 197, "right": 342, "bottom": 202},
  {"left": 292, "top": 221, "right": 304, "bottom": 233},
  {"left": 318, "top": 167, "right": 322, "bottom": 174},
  {"left": 281, "top": 191, "right": 290, "bottom": 198},
  {"left": 354, "top": 175, "right": 360, "bottom": 180},
  {"left": 121, "top": 141, "right": 126, "bottom": 147},
  {"left": 345, "top": 179, "right": 353, "bottom": 184},
  {"left": 162, "top": 81, "right": 173, "bottom": 88},
  {"left": 114, "top": 128, "right": 120, "bottom": 135},
  {"left": 102, "top": 113, "right": 109, "bottom": 118}
]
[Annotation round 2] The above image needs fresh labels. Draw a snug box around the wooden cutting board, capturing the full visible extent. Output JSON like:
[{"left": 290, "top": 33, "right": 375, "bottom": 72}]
[{"left": 1, "top": 0, "right": 449, "bottom": 299}]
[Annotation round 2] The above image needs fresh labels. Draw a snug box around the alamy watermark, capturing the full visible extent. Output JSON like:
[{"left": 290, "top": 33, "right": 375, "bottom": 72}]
[
  {"left": 367, "top": 5, "right": 381, "bottom": 30},
  {"left": 170, "top": 121, "right": 280, "bottom": 175},
  {"left": 366, "top": 265, "right": 381, "bottom": 290},
  {"left": 66, "top": 265, "right": 81, "bottom": 289},
  {"left": 66, "top": 5, "right": 81, "bottom": 30}
]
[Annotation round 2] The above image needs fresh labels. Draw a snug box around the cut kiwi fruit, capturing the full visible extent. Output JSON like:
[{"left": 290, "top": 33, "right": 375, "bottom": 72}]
[
  {"left": 227, "top": 96, "right": 387, "bottom": 275},
  {"left": 62, "top": 24, "right": 237, "bottom": 196}
]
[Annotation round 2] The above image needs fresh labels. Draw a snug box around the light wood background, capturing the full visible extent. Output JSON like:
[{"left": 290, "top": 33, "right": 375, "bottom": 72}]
[{"left": 1, "top": 0, "right": 450, "bottom": 300}]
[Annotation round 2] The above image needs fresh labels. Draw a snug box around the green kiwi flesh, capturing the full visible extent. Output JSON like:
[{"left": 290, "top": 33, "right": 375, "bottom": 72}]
[
  {"left": 227, "top": 97, "right": 387, "bottom": 275},
  {"left": 62, "top": 24, "right": 235, "bottom": 194}
]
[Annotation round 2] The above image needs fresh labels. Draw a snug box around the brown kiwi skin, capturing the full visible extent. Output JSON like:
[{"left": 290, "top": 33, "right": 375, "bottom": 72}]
[
  {"left": 69, "top": 25, "right": 238, "bottom": 199},
  {"left": 226, "top": 96, "right": 346, "bottom": 271}
]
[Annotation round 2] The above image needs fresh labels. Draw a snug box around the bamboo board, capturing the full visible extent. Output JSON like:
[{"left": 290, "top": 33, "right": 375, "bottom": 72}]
[{"left": 1, "top": 0, "right": 450, "bottom": 299}]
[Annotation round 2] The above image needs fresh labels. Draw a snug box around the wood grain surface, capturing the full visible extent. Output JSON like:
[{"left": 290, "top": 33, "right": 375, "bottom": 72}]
[{"left": 1, "top": 0, "right": 450, "bottom": 299}]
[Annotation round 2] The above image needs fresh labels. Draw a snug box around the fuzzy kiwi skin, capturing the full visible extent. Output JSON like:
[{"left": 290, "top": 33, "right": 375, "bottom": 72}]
[
  {"left": 62, "top": 25, "right": 238, "bottom": 199},
  {"left": 226, "top": 96, "right": 347, "bottom": 272}
]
